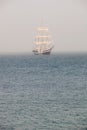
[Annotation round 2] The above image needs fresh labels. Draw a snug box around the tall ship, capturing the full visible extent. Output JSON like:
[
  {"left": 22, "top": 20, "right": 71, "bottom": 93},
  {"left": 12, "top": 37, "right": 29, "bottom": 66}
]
[{"left": 32, "top": 27, "right": 54, "bottom": 55}]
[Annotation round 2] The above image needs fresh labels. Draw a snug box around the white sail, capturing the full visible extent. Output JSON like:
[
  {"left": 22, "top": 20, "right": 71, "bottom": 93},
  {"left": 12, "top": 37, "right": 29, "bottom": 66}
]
[{"left": 33, "top": 26, "right": 54, "bottom": 55}]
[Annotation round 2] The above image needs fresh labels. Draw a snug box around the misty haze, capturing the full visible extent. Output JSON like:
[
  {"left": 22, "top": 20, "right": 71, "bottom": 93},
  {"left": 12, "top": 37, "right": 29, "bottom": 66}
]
[{"left": 0, "top": 0, "right": 87, "bottom": 54}]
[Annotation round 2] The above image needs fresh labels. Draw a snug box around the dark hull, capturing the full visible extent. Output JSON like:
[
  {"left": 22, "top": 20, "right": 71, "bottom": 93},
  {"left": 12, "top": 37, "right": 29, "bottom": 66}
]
[
  {"left": 33, "top": 51, "right": 51, "bottom": 55},
  {"left": 33, "top": 50, "right": 51, "bottom": 55},
  {"left": 33, "top": 47, "right": 53, "bottom": 55},
  {"left": 42, "top": 51, "right": 51, "bottom": 55}
]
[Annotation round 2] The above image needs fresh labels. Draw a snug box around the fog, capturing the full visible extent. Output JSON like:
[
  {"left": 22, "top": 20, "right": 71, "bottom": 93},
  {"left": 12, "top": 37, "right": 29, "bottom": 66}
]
[{"left": 0, "top": 0, "right": 87, "bottom": 54}]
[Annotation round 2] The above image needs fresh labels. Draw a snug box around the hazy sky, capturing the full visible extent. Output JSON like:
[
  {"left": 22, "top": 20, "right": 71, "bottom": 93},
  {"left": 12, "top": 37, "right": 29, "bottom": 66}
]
[{"left": 0, "top": 0, "right": 87, "bottom": 54}]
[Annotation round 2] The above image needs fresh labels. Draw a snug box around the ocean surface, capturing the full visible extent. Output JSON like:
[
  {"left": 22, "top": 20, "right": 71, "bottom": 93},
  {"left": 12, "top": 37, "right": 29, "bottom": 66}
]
[{"left": 0, "top": 54, "right": 87, "bottom": 130}]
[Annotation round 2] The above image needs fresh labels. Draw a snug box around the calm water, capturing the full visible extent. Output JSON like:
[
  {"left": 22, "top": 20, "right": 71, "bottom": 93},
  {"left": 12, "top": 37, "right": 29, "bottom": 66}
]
[{"left": 0, "top": 54, "right": 87, "bottom": 130}]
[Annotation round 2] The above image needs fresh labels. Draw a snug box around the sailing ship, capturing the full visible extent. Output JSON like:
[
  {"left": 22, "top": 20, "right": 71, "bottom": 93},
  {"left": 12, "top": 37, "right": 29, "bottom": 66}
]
[{"left": 32, "top": 27, "right": 54, "bottom": 55}]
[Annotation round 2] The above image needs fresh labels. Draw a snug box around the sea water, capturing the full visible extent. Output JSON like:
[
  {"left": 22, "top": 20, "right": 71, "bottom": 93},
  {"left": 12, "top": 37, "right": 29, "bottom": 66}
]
[{"left": 0, "top": 54, "right": 87, "bottom": 130}]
